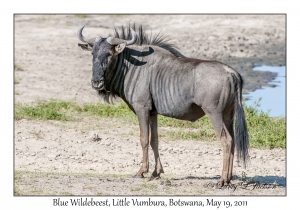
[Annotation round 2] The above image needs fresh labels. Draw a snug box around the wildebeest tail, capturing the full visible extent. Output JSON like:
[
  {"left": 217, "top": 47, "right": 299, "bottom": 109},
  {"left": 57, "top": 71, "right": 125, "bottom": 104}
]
[{"left": 233, "top": 74, "right": 249, "bottom": 167}]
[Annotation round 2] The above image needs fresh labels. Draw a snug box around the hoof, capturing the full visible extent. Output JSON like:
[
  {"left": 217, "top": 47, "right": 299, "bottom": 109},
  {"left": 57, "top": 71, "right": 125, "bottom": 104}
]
[
  {"left": 132, "top": 174, "right": 144, "bottom": 178},
  {"left": 217, "top": 180, "right": 224, "bottom": 187}
]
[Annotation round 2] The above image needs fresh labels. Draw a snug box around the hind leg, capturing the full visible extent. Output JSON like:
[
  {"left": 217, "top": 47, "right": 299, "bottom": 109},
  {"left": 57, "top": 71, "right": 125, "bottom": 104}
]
[
  {"left": 205, "top": 111, "right": 234, "bottom": 186},
  {"left": 224, "top": 107, "right": 235, "bottom": 183},
  {"left": 149, "top": 114, "right": 164, "bottom": 179}
]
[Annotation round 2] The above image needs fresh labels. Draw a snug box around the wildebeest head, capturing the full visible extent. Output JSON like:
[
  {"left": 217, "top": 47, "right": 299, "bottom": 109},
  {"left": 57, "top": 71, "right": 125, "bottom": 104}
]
[{"left": 77, "top": 25, "right": 137, "bottom": 91}]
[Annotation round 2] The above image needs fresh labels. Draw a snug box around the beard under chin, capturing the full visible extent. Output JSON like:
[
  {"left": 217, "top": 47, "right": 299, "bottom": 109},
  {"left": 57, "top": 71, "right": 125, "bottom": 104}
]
[{"left": 97, "top": 88, "right": 115, "bottom": 103}]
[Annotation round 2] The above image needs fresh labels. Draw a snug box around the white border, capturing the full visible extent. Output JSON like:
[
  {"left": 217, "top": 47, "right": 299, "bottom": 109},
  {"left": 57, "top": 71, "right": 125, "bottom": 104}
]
[{"left": 3, "top": 0, "right": 296, "bottom": 209}]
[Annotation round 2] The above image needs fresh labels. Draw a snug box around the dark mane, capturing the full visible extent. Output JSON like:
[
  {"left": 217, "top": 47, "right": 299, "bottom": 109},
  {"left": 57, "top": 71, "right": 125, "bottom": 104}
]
[{"left": 112, "top": 24, "right": 186, "bottom": 58}]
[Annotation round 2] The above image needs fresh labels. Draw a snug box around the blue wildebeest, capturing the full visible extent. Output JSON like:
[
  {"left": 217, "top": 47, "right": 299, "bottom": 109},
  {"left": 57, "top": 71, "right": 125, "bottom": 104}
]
[{"left": 77, "top": 25, "right": 249, "bottom": 185}]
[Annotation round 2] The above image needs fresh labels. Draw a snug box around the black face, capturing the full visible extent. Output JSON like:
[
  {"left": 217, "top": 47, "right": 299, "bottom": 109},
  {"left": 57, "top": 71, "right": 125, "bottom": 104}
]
[{"left": 90, "top": 39, "right": 115, "bottom": 90}]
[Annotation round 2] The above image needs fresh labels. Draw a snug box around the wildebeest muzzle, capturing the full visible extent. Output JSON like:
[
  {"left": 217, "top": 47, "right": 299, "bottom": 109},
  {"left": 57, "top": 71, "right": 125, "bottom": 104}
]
[{"left": 91, "top": 77, "right": 105, "bottom": 90}]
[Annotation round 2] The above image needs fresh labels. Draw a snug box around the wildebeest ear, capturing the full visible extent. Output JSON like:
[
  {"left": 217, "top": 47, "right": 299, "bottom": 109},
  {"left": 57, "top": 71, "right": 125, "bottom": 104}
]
[
  {"left": 115, "top": 43, "right": 126, "bottom": 54},
  {"left": 78, "top": 43, "right": 93, "bottom": 51}
]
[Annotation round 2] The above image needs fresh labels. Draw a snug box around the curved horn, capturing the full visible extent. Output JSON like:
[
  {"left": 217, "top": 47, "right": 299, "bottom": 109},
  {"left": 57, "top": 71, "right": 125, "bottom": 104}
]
[
  {"left": 77, "top": 25, "right": 89, "bottom": 43},
  {"left": 77, "top": 25, "right": 96, "bottom": 45},
  {"left": 126, "top": 28, "right": 137, "bottom": 45},
  {"left": 106, "top": 28, "right": 137, "bottom": 46}
]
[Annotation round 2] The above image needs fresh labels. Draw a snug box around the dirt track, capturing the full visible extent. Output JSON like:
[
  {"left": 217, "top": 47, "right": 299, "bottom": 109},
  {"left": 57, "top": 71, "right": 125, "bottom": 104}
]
[{"left": 14, "top": 15, "right": 286, "bottom": 196}]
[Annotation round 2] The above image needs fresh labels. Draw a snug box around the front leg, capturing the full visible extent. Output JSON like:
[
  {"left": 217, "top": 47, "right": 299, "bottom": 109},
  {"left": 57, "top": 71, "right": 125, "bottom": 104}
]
[{"left": 135, "top": 107, "right": 150, "bottom": 178}]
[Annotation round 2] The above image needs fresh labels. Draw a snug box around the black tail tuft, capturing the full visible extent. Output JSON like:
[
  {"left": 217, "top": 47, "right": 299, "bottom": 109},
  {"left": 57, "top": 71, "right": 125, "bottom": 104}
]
[{"left": 233, "top": 75, "right": 249, "bottom": 168}]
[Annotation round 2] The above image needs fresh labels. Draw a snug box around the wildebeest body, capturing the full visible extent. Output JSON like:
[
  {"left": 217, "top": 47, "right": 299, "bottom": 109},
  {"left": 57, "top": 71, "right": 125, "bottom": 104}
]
[
  {"left": 110, "top": 45, "right": 235, "bottom": 122},
  {"left": 77, "top": 25, "right": 249, "bottom": 186}
]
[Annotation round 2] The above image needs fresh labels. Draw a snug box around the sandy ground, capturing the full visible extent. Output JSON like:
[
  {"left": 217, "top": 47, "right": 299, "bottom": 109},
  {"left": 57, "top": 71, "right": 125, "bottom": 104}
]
[{"left": 14, "top": 14, "right": 286, "bottom": 196}]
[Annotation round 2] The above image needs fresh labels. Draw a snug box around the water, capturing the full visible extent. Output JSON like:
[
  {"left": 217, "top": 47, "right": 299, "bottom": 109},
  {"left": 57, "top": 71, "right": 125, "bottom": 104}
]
[{"left": 243, "top": 65, "right": 286, "bottom": 117}]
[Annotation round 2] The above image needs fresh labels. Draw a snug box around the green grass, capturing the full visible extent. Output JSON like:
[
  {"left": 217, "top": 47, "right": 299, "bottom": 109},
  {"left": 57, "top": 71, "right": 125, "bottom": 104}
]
[
  {"left": 14, "top": 99, "right": 286, "bottom": 149},
  {"left": 82, "top": 102, "right": 135, "bottom": 119},
  {"left": 244, "top": 99, "right": 286, "bottom": 149},
  {"left": 14, "top": 100, "right": 80, "bottom": 121}
]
